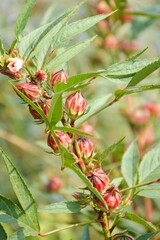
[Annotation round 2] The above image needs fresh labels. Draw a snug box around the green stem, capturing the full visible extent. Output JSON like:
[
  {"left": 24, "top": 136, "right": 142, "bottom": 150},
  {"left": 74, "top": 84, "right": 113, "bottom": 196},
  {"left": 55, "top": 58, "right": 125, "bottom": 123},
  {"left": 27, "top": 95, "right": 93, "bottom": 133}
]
[
  {"left": 100, "top": 212, "right": 111, "bottom": 240},
  {"left": 120, "top": 178, "right": 160, "bottom": 193},
  {"left": 38, "top": 220, "right": 95, "bottom": 237}
]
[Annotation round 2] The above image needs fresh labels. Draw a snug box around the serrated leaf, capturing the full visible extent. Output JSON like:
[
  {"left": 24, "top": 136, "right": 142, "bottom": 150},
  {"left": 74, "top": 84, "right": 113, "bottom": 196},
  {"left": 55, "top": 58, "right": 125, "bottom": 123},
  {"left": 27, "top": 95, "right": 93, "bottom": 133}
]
[
  {"left": 136, "top": 231, "right": 160, "bottom": 240},
  {"left": 18, "top": 3, "right": 81, "bottom": 58},
  {"left": 137, "top": 184, "right": 160, "bottom": 199},
  {"left": 14, "top": 0, "right": 36, "bottom": 36},
  {"left": 47, "top": 37, "right": 96, "bottom": 71},
  {"left": 69, "top": 165, "right": 108, "bottom": 209},
  {"left": 38, "top": 201, "right": 82, "bottom": 214},
  {"left": 122, "top": 141, "right": 139, "bottom": 187},
  {"left": 139, "top": 144, "right": 160, "bottom": 183},
  {"left": 0, "top": 224, "right": 7, "bottom": 239},
  {"left": 55, "top": 126, "right": 93, "bottom": 137},
  {"left": 127, "top": 59, "right": 160, "bottom": 87},
  {"left": 81, "top": 225, "right": 90, "bottom": 240},
  {"left": 54, "top": 71, "right": 103, "bottom": 93},
  {"left": 48, "top": 93, "right": 63, "bottom": 126},
  {"left": 0, "top": 148, "right": 40, "bottom": 231},
  {"left": 98, "top": 137, "right": 125, "bottom": 163},
  {"left": 76, "top": 94, "right": 112, "bottom": 126},
  {"left": 125, "top": 212, "right": 157, "bottom": 231},
  {"left": 52, "top": 11, "right": 117, "bottom": 49}
]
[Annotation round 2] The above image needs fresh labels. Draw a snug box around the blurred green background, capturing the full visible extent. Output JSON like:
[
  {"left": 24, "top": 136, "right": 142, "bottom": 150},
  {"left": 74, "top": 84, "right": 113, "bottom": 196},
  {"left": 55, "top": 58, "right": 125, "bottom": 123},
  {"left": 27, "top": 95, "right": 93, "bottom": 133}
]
[{"left": 0, "top": 0, "right": 160, "bottom": 239}]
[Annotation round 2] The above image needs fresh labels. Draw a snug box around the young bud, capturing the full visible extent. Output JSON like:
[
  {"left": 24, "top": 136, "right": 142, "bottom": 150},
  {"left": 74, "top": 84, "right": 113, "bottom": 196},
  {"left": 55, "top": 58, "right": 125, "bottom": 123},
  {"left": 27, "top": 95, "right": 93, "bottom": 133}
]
[
  {"left": 144, "top": 102, "right": 160, "bottom": 117},
  {"left": 87, "top": 168, "right": 109, "bottom": 192},
  {"left": 7, "top": 57, "right": 24, "bottom": 73},
  {"left": 104, "top": 35, "right": 118, "bottom": 49},
  {"left": 50, "top": 69, "right": 68, "bottom": 88},
  {"left": 15, "top": 82, "right": 41, "bottom": 100},
  {"left": 65, "top": 92, "right": 87, "bottom": 120},
  {"left": 130, "top": 108, "right": 150, "bottom": 125},
  {"left": 1, "top": 69, "right": 21, "bottom": 79},
  {"left": 96, "top": 1, "right": 111, "bottom": 14},
  {"left": 34, "top": 70, "right": 47, "bottom": 82},
  {"left": 45, "top": 176, "right": 62, "bottom": 192},
  {"left": 75, "top": 137, "right": 94, "bottom": 161},
  {"left": 47, "top": 131, "right": 72, "bottom": 153},
  {"left": 102, "top": 187, "right": 121, "bottom": 210}
]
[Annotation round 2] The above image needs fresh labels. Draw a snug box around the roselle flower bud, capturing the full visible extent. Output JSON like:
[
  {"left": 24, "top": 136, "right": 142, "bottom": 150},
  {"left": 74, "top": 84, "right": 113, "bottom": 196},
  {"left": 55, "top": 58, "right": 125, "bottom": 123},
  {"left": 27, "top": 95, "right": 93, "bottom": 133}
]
[
  {"left": 102, "top": 187, "right": 121, "bottom": 210},
  {"left": 65, "top": 92, "right": 87, "bottom": 120},
  {"left": 34, "top": 70, "right": 47, "bottom": 82},
  {"left": 15, "top": 82, "right": 41, "bottom": 100},
  {"left": 144, "top": 102, "right": 160, "bottom": 117},
  {"left": 1, "top": 69, "right": 21, "bottom": 79},
  {"left": 121, "top": 8, "right": 133, "bottom": 23},
  {"left": 104, "top": 35, "right": 118, "bottom": 49},
  {"left": 96, "top": 1, "right": 111, "bottom": 14},
  {"left": 29, "top": 99, "right": 51, "bottom": 119},
  {"left": 7, "top": 57, "right": 24, "bottom": 73},
  {"left": 45, "top": 176, "right": 62, "bottom": 192},
  {"left": 47, "top": 131, "right": 72, "bottom": 153},
  {"left": 130, "top": 108, "right": 150, "bottom": 125},
  {"left": 75, "top": 137, "right": 94, "bottom": 161},
  {"left": 50, "top": 69, "right": 68, "bottom": 88},
  {"left": 87, "top": 168, "right": 109, "bottom": 192}
]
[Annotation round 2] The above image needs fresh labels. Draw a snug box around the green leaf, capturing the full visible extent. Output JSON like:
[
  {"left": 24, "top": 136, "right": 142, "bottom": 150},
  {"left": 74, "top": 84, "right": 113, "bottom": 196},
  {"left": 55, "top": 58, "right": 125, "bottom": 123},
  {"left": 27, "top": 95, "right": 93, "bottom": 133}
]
[
  {"left": 8, "top": 229, "right": 38, "bottom": 239},
  {"left": 81, "top": 225, "right": 90, "bottom": 240},
  {"left": 54, "top": 71, "right": 103, "bottom": 93},
  {"left": 139, "top": 144, "right": 160, "bottom": 183},
  {"left": 18, "top": 3, "right": 82, "bottom": 58},
  {"left": 0, "top": 224, "right": 7, "bottom": 239},
  {"left": 102, "top": 58, "right": 159, "bottom": 83},
  {"left": 60, "top": 148, "right": 76, "bottom": 168},
  {"left": 110, "top": 177, "right": 123, "bottom": 187},
  {"left": 98, "top": 137, "right": 125, "bottom": 163},
  {"left": 0, "top": 39, "right": 5, "bottom": 55},
  {"left": 122, "top": 141, "right": 139, "bottom": 187},
  {"left": 48, "top": 93, "right": 63, "bottom": 126},
  {"left": 47, "top": 36, "right": 96, "bottom": 71},
  {"left": 69, "top": 165, "right": 108, "bottom": 209},
  {"left": 0, "top": 148, "right": 40, "bottom": 231},
  {"left": 38, "top": 201, "right": 82, "bottom": 214},
  {"left": 137, "top": 184, "right": 160, "bottom": 199},
  {"left": 127, "top": 59, "right": 160, "bottom": 87},
  {"left": 76, "top": 94, "right": 113, "bottom": 126},
  {"left": 125, "top": 212, "right": 157, "bottom": 231},
  {"left": 11, "top": 83, "right": 48, "bottom": 124},
  {"left": 55, "top": 126, "right": 93, "bottom": 137},
  {"left": 14, "top": 0, "right": 36, "bottom": 36},
  {"left": 136, "top": 231, "right": 160, "bottom": 240},
  {"left": 52, "top": 11, "right": 117, "bottom": 49}
]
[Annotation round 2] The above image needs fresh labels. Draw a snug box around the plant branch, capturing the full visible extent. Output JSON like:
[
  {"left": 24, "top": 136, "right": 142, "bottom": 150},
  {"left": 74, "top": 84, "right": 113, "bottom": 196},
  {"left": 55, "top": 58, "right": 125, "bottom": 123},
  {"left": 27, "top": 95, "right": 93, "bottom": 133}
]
[
  {"left": 120, "top": 178, "right": 160, "bottom": 193},
  {"left": 38, "top": 220, "right": 95, "bottom": 237}
]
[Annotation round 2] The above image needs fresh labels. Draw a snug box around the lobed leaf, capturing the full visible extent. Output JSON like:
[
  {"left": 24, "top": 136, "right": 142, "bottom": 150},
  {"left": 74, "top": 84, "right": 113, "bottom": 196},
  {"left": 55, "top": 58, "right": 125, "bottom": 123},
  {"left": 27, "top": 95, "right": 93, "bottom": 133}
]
[
  {"left": 121, "top": 141, "right": 139, "bottom": 187},
  {"left": 14, "top": 0, "right": 36, "bottom": 36},
  {"left": 38, "top": 201, "right": 82, "bottom": 214},
  {"left": 125, "top": 212, "right": 157, "bottom": 231},
  {"left": 0, "top": 148, "right": 40, "bottom": 231}
]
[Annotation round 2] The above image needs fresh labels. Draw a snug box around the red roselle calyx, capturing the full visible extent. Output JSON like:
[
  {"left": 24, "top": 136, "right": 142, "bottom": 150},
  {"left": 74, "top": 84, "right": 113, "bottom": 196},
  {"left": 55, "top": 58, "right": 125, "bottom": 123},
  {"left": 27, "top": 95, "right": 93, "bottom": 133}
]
[
  {"left": 99, "top": 187, "right": 121, "bottom": 210},
  {"left": 45, "top": 176, "right": 62, "bottom": 192},
  {"left": 34, "top": 70, "right": 47, "bottom": 82},
  {"left": 50, "top": 69, "right": 68, "bottom": 88},
  {"left": 15, "top": 82, "right": 42, "bottom": 100},
  {"left": 75, "top": 137, "right": 94, "bottom": 161},
  {"left": 87, "top": 168, "right": 109, "bottom": 192},
  {"left": 29, "top": 99, "right": 51, "bottom": 119},
  {"left": 47, "top": 131, "right": 72, "bottom": 153},
  {"left": 65, "top": 92, "right": 87, "bottom": 120}
]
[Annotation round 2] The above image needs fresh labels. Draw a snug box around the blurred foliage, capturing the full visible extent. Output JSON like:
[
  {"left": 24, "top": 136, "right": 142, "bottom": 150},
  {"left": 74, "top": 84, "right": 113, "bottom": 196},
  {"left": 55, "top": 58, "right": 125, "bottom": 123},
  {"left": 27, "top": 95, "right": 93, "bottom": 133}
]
[{"left": 0, "top": 0, "right": 160, "bottom": 239}]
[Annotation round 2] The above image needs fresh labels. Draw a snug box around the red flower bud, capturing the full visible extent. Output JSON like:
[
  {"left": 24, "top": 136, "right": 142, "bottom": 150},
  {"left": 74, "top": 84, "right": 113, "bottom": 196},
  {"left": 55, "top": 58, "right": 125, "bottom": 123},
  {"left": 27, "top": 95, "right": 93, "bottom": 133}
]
[
  {"left": 65, "top": 92, "right": 87, "bottom": 120},
  {"left": 46, "top": 176, "right": 62, "bottom": 192},
  {"left": 15, "top": 82, "right": 41, "bottom": 100},
  {"left": 75, "top": 137, "right": 94, "bottom": 161},
  {"left": 121, "top": 8, "right": 133, "bottom": 23},
  {"left": 87, "top": 168, "right": 109, "bottom": 192},
  {"left": 50, "top": 69, "right": 68, "bottom": 88},
  {"left": 144, "top": 102, "right": 160, "bottom": 117},
  {"left": 29, "top": 99, "right": 51, "bottom": 119},
  {"left": 96, "top": 1, "right": 112, "bottom": 14},
  {"left": 99, "top": 187, "right": 121, "bottom": 210},
  {"left": 130, "top": 108, "right": 150, "bottom": 125},
  {"left": 47, "top": 131, "right": 72, "bottom": 153},
  {"left": 104, "top": 35, "right": 118, "bottom": 49},
  {"left": 1, "top": 69, "right": 21, "bottom": 79},
  {"left": 34, "top": 70, "right": 47, "bottom": 82}
]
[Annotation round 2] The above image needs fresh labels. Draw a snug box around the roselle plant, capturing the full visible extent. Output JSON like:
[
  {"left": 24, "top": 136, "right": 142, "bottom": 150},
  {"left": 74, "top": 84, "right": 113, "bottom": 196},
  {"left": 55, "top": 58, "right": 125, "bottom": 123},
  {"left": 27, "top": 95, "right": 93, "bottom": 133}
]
[{"left": 0, "top": 0, "right": 160, "bottom": 239}]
